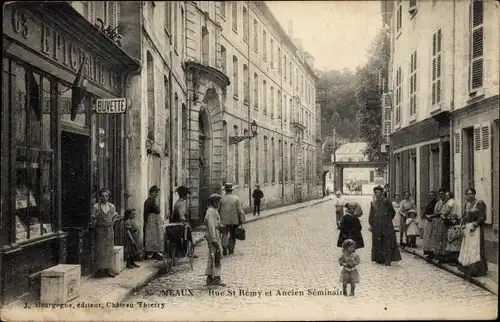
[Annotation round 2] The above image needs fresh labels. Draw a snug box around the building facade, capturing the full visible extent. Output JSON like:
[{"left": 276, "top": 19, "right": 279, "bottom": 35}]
[
  {"left": 382, "top": 0, "right": 499, "bottom": 263},
  {"left": 334, "top": 143, "right": 384, "bottom": 185},
  {"left": 2, "top": 1, "right": 140, "bottom": 305}
]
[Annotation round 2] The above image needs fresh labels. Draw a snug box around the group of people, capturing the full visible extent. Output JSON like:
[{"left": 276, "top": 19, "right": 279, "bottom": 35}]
[{"left": 387, "top": 186, "right": 488, "bottom": 277}]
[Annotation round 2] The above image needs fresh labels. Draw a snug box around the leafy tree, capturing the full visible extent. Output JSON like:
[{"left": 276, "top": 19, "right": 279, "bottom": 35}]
[
  {"left": 355, "top": 28, "right": 390, "bottom": 172},
  {"left": 317, "top": 69, "right": 359, "bottom": 142}
]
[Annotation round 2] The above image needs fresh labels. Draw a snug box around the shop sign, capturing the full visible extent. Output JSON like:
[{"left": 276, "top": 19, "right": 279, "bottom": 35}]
[
  {"left": 4, "top": 6, "right": 121, "bottom": 95},
  {"left": 96, "top": 98, "right": 127, "bottom": 114}
]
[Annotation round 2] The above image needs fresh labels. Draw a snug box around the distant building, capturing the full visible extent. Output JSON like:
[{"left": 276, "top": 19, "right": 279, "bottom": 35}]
[{"left": 333, "top": 142, "right": 384, "bottom": 185}]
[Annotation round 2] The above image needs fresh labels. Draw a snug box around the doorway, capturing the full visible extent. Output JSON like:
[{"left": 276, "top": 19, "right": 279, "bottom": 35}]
[{"left": 61, "top": 130, "right": 91, "bottom": 273}]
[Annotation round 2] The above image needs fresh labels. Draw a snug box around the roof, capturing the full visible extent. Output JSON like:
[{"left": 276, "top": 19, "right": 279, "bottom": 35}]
[{"left": 335, "top": 142, "right": 368, "bottom": 156}]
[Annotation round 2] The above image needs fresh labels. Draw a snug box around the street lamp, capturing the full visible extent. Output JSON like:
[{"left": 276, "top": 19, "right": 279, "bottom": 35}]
[{"left": 229, "top": 120, "right": 258, "bottom": 145}]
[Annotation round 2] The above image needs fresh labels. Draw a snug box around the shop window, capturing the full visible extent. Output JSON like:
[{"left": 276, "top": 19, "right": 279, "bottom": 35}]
[{"left": 9, "top": 61, "right": 55, "bottom": 242}]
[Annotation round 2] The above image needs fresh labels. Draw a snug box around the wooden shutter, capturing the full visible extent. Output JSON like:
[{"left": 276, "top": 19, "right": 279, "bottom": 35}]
[
  {"left": 481, "top": 122, "right": 492, "bottom": 224},
  {"left": 473, "top": 125, "right": 485, "bottom": 218},
  {"left": 470, "top": 0, "right": 484, "bottom": 91},
  {"left": 454, "top": 130, "right": 462, "bottom": 212},
  {"left": 88, "top": 1, "right": 95, "bottom": 24}
]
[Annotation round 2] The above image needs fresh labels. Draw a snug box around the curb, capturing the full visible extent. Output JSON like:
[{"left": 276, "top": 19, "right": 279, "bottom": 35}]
[
  {"left": 399, "top": 246, "right": 497, "bottom": 295},
  {"left": 116, "top": 198, "right": 329, "bottom": 303}
]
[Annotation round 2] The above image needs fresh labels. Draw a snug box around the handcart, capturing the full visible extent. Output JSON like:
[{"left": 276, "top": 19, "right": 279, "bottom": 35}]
[{"left": 164, "top": 222, "right": 195, "bottom": 269}]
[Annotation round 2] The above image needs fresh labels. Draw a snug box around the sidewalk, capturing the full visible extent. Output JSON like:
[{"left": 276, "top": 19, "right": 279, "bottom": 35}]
[
  {"left": 72, "top": 197, "right": 330, "bottom": 305},
  {"left": 399, "top": 236, "right": 498, "bottom": 295}
]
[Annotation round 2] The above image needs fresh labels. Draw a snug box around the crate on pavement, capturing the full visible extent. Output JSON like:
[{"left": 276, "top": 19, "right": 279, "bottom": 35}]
[{"left": 40, "top": 264, "right": 81, "bottom": 304}]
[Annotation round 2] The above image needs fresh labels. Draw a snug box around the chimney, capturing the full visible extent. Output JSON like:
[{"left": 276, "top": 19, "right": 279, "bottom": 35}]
[{"left": 288, "top": 20, "right": 294, "bottom": 38}]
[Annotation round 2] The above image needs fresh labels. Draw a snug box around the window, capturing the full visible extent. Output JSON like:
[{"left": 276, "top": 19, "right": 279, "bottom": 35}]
[
  {"left": 255, "top": 137, "right": 260, "bottom": 183},
  {"left": 231, "top": 1, "right": 238, "bottom": 31},
  {"left": 202, "top": 27, "right": 209, "bottom": 65},
  {"left": 409, "top": 50, "right": 417, "bottom": 116},
  {"left": 264, "top": 136, "right": 268, "bottom": 183},
  {"left": 396, "top": 0, "right": 402, "bottom": 33},
  {"left": 270, "top": 39, "right": 274, "bottom": 68},
  {"left": 181, "top": 6, "right": 186, "bottom": 61},
  {"left": 181, "top": 104, "right": 188, "bottom": 174},
  {"left": 232, "top": 56, "right": 238, "bottom": 98},
  {"left": 270, "top": 86, "right": 274, "bottom": 118},
  {"left": 271, "top": 138, "right": 276, "bottom": 182},
  {"left": 234, "top": 126, "right": 239, "bottom": 184},
  {"left": 220, "top": 46, "right": 227, "bottom": 73},
  {"left": 284, "top": 142, "right": 289, "bottom": 181},
  {"left": 253, "top": 19, "right": 258, "bottom": 52},
  {"left": 244, "top": 129, "right": 250, "bottom": 184},
  {"left": 301, "top": 75, "right": 304, "bottom": 96},
  {"left": 243, "top": 6, "right": 248, "bottom": 42},
  {"left": 173, "top": 94, "right": 179, "bottom": 186},
  {"left": 469, "top": 0, "right": 484, "bottom": 92},
  {"left": 173, "top": 2, "right": 178, "bottom": 51},
  {"left": 105, "top": 1, "right": 118, "bottom": 29},
  {"left": 243, "top": 64, "right": 249, "bottom": 104},
  {"left": 263, "top": 80, "right": 267, "bottom": 114},
  {"left": 165, "top": 1, "right": 172, "bottom": 35},
  {"left": 290, "top": 143, "right": 295, "bottom": 181},
  {"left": 278, "top": 140, "right": 282, "bottom": 183},
  {"left": 432, "top": 29, "right": 442, "bottom": 106},
  {"left": 147, "top": 51, "right": 155, "bottom": 140},
  {"left": 253, "top": 73, "right": 259, "bottom": 108},
  {"left": 263, "top": 30, "right": 267, "bottom": 61},
  {"left": 284, "top": 55, "right": 287, "bottom": 79},
  {"left": 278, "top": 89, "right": 282, "bottom": 119},
  {"left": 289, "top": 61, "right": 292, "bottom": 85},
  {"left": 295, "top": 68, "right": 299, "bottom": 91},
  {"left": 4, "top": 59, "right": 56, "bottom": 242},
  {"left": 395, "top": 66, "right": 402, "bottom": 124},
  {"left": 220, "top": 1, "right": 226, "bottom": 18},
  {"left": 409, "top": 0, "right": 418, "bottom": 14},
  {"left": 278, "top": 48, "right": 282, "bottom": 74},
  {"left": 289, "top": 98, "right": 293, "bottom": 122}
]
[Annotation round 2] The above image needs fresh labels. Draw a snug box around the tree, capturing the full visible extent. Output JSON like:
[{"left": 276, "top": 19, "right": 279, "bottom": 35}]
[
  {"left": 317, "top": 69, "right": 359, "bottom": 142},
  {"left": 355, "top": 28, "right": 390, "bottom": 172}
]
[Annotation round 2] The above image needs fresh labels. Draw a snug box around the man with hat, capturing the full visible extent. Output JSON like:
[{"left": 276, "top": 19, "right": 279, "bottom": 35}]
[
  {"left": 219, "top": 183, "right": 245, "bottom": 256},
  {"left": 252, "top": 184, "right": 264, "bottom": 216},
  {"left": 368, "top": 185, "right": 402, "bottom": 266},
  {"left": 204, "top": 193, "right": 226, "bottom": 286}
]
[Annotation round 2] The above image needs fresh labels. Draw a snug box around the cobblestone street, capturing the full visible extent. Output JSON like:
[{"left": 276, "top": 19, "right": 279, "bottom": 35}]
[{"left": 119, "top": 196, "right": 496, "bottom": 320}]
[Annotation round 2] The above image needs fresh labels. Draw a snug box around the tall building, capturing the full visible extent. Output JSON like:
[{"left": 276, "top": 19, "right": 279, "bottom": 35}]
[{"left": 382, "top": 0, "right": 499, "bottom": 262}]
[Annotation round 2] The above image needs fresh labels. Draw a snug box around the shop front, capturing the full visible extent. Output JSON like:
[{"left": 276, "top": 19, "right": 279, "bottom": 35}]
[{"left": 1, "top": 2, "right": 140, "bottom": 306}]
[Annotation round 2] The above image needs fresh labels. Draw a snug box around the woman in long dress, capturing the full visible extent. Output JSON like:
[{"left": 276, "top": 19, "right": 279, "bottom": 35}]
[
  {"left": 429, "top": 189, "right": 450, "bottom": 262},
  {"left": 422, "top": 190, "right": 438, "bottom": 260},
  {"left": 392, "top": 193, "right": 402, "bottom": 232},
  {"left": 91, "top": 188, "right": 121, "bottom": 278},
  {"left": 144, "top": 185, "right": 164, "bottom": 260},
  {"left": 458, "top": 187, "right": 488, "bottom": 277},
  {"left": 399, "top": 191, "right": 415, "bottom": 246}
]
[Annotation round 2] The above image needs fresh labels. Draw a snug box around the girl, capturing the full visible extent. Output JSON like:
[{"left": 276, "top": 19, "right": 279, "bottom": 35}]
[
  {"left": 124, "top": 208, "right": 141, "bottom": 269},
  {"left": 205, "top": 193, "right": 226, "bottom": 286},
  {"left": 399, "top": 191, "right": 415, "bottom": 246},
  {"left": 405, "top": 209, "right": 419, "bottom": 248},
  {"left": 337, "top": 203, "right": 364, "bottom": 250},
  {"left": 392, "top": 193, "right": 402, "bottom": 232},
  {"left": 339, "top": 239, "right": 360, "bottom": 296}
]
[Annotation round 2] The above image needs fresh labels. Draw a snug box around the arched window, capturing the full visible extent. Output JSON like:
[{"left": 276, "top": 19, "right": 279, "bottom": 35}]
[
  {"left": 243, "top": 6, "right": 249, "bottom": 42},
  {"left": 270, "top": 39, "right": 274, "bottom": 68},
  {"left": 270, "top": 86, "right": 274, "bottom": 118},
  {"left": 181, "top": 6, "right": 185, "bottom": 61},
  {"left": 243, "top": 64, "right": 249, "bottom": 103},
  {"left": 284, "top": 55, "right": 287, "bottom": 80},
  {"left": 220, "top": 1, "right": 226, "bottom": 18},
  {"left": 232, "top": 56, "right": 238, "bottom": 98},
  {"left": 220, "top": 46, "right": 227, "bottom": 73},
  {"left": 289, "top": 98, "right": 293, "bottom": 122},
  {"left": 234, "top": 125, "right": 239, "bottom": 184},
  {"left": 278, "top": 47, "right": 282, "bottom": 74},
  {"left": 165, "top": 1, "right": 172, "bottom": 34},
  {"left": 147, "top": 51, "right": 155, "bottom": 140},
  {"left": 253, "top": 73, "right": 259, "bottom": 109},
  {"left": 263, "top": 30, "right": 267, "bottom": 60},
  {"left": 262, "top": 79, "right": 267, "bottom": 114},
  {"left": 173, "top": 2, "right": 178, "bottom": 50},
  {"left": 264, "top": 136, "right": 268, "bottom": 183},
  {"left": 244, "top": 129, "right": 250, "bottom": 185},
  {"left": 231, "top": 1, "right": 237, "bottom": 31},
  {"left": 202, "top": 27, "right": 209, "bottom": 65},
  {"left": 289, "top": 61, "right": 292, "bottom": 85},
  {"left": 271, "top": 137, "right": 275, "bottom": 182}
]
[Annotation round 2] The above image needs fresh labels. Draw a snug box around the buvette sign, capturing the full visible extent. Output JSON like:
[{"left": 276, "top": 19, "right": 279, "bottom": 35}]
[{"left": 96, "top": 98, "right": 127, "bottom": 114}]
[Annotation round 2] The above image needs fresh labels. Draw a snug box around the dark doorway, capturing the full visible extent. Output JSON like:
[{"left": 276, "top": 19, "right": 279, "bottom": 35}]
[
  {"left": 61, "top": 131, "right": 91, "bottom": 274},
  {"left": 463, "top": 127, "right": 475, "bottom": 190},
  {"left": 441, "top": 141, "right": 451, "bottom": 191}
]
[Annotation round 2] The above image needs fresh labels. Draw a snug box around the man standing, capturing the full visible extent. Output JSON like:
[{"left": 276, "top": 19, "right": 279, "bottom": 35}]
[
  {"left": 219, "top": 183, "right": 245, "bottom": 256},
  {"left": 171, "top": 186, "right": 197, "bottom": 258},
  {"left": 368, "top": 185, "right": 402, "bottom": 266},
  {"left": 252, "top": 185, "right": 264, "bottom": 216}
]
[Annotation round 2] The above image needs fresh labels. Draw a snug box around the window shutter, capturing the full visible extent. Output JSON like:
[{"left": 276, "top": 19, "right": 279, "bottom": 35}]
[
  {"left": 470, "top": 0, "right": 484, "bottom": 91},
  {"left": 88, "top": 1, "right": 95, "bottom": 24},
  {"left": 454, "top": 132, "right": 461, "bottom": 153},
  {"left": 453, "top": 130, "right": 463, "bottom": 214},
  {"left": 474, "top": 126, "right": 481, "bottom": 151},
  {"left": 480, "top": 122, "right": 492, "bottom": 224},
  {"left": 106, "top": 1, "right": 117, "bottom": 29}
]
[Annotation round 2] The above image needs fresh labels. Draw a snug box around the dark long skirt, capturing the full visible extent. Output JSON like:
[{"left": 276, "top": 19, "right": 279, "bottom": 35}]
[
  {"left": 429, "top": 217, "right": 448, "bottom": 258},
  {"left": 371, "top": 227, "right": 402, "bottom": 263},
  {"left": 458, "top": 225, "right": 488, "bottom": 277}
]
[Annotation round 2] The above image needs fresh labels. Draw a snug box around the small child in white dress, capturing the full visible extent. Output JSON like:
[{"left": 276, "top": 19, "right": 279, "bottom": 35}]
[
  {"left": 405, "top": 209, "right": 419, "bottom": 247},
  {"left": 339, "top": 239, "right": 360, "bottom": 296}
]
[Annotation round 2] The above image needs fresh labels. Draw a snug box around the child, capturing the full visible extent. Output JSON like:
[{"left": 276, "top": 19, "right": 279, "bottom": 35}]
[
  {"left": 204, "top": 193, "right": 226, "bottom": 286},
  {"left": 339, "top": 239, "right": 360, "bottom": 296},
  {"left": 337, "top": 203, "right": 364, "bottom": 250},
  {"left": 445, "top": 214, "right": 462, "bottom": 265},
  {"left": 124, "top": 208, "right": 141, "bottom": 269},
  {"left": 405, "top": 209, "right": 419, "bottom": 248}
]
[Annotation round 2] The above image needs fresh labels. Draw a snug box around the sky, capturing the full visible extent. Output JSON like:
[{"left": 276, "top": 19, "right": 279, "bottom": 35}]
[{"left": 266, "top": 1, "right": 383, "bottom": 72}]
